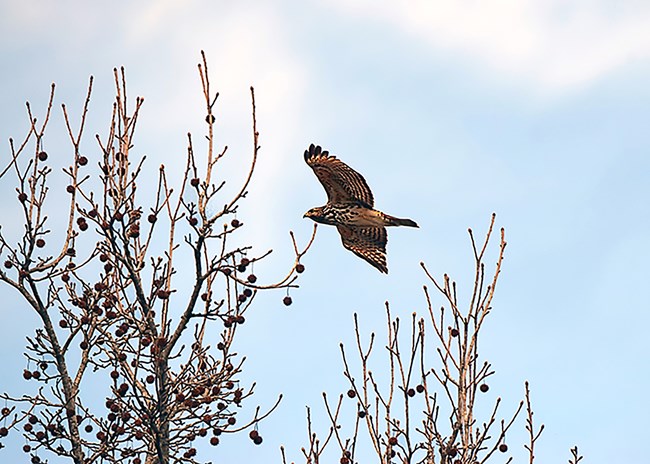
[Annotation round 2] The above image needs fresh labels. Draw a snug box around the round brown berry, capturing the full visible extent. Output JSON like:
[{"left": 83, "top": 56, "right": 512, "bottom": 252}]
[
  {"left": 36, "top": 238, "right": 45, "bottom": 248},
  {"left": 295, "top": 263, "right": 305, "bottom": 273},
  {"left": 148, "top": 214, "right": 157, "bottom": 223},
  {"left": 59, "top": 320, "right": 68, "bottom": 328},
  {"left": 499, "top": 443, "right": 508, "bottom": 453},
  {"left": 0, "top": 427, "right": 8, "bottom": 436},
  {"left": 190, "top": 178, "right": 200, "bottom": 187},
  {"left": 243, "top": 288, "right": 253, "bottom": 297},
  {"left": 416, "top": 384, "right": 425, "bottom": 393},
  {"left": 38, "top": 151, "right": 48, "bottom": 161},
  {"left": 407, "top": 388, "right": 416, "bottom": 397},
  {"left": 451, "top": 328, "right": 459, "bottom": 337},
  {"left": 66, "top": 185, "right": 75, "bottom": 193},
  {"left": 253, "top": 435, "right": 263, "bottom": 445},
  {"left": 4, "top": 260, "right": 12, "bottom": 269},
  {"left": 283, "top": 296, "right": 292, "bottom": 306},
  {"left": 18, "top": 192, "right": 28, "bottom": 202},
  {"left": 231, "top": 219, "right": 240, "bottom": 228},
  {"left": 347, "top": 389, "right": 356, "bottom": 398},
  {"left": 189, "top": 217, "right": 198, "bottom": 226},
  {"left": 23, "top": 369, "right": 32, "bottom": 380},
  {"left": 388, "top": 436, "right": 398, "bottom": 446},
  {"left": 249, "top": 430, "right": 259, "bottom": 439},
  {"left": 247, "top": 274, "right": 257, "bottom": 283},
  {"left": 479, "top": 383, "right": 489, "bottom": 393},
  {"left": 210, "top": 436, "right": 219, "bottom": 446},
  {"left": 77, "top": 156, "right": 88, "bottom": 166}
]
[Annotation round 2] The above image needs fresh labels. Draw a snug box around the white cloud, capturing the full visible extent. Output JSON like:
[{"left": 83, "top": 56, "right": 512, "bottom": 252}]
[{"left": 324, "top": 0, "right": 650, "bottom": 91}]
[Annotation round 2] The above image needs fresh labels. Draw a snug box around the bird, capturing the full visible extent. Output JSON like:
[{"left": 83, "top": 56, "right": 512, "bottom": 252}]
[{"left": 303, "top": 143, "right": 418, "bottom": 273}]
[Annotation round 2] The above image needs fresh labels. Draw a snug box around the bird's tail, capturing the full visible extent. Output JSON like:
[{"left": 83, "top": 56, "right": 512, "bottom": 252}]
[{"left": 383, "top": 213, "right": 419, "bottom": 228}]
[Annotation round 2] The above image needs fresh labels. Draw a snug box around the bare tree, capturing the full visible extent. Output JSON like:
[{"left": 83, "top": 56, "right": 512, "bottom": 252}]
[
  {"left": 0, "top": 51, "right": 315, "bottom": 464},
  {"left": 282, "top": 214, "right": 583, "bottom": 464}
]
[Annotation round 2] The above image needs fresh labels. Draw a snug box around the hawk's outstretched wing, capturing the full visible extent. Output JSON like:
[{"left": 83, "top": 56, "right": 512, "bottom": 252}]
[
  {"left": 304, "top": 144, "right": 374, "bottom": 207},
  {"left": 336, "top": 225, "right": 388, "bottom": 273}
]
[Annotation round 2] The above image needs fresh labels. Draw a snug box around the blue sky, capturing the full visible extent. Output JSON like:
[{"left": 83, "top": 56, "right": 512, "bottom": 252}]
[{"left": 1, "top": 1, "right": 649, "bottom": 463}]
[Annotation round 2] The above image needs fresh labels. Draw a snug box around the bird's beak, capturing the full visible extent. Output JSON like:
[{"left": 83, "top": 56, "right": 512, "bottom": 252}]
[{"left": 303, "top": 213, "right": 308, "bottom": 218}]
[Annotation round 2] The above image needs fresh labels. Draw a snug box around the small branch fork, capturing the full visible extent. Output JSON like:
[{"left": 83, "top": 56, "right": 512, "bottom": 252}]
[{"left": 0, "top": 52, "right": 315, "bottom": 464}]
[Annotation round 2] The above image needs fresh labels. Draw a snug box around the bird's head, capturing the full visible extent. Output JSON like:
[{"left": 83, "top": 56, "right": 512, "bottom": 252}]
[{"left": 303, "top": 207, "right": 326, "bottom": 223}]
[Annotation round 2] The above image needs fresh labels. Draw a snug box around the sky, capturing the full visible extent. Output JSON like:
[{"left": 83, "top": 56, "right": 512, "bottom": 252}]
[{"left": 1, "top": 0, "right": 649, "bottom": 463}]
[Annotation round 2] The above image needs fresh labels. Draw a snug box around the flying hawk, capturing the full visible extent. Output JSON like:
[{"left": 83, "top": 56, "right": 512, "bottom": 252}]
[{"left": 303, "top": 144, "right": 418, "bottom": 273}]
